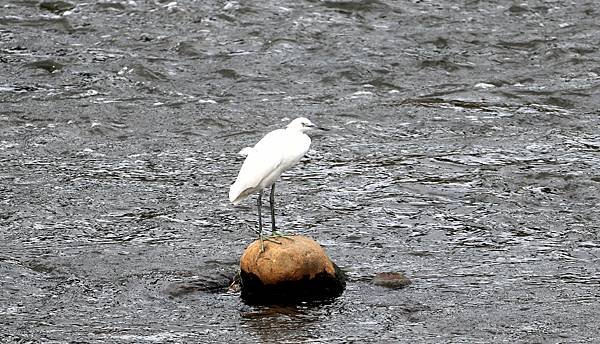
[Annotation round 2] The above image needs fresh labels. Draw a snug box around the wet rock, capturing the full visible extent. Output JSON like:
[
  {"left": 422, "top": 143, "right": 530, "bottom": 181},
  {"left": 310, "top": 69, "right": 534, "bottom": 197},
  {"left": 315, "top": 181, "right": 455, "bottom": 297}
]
[
  {"left": 39, "top": 0, "right": 75, "bottom": 13},
  {"left": 175, "top": 41, "right": 201, "bottom": 56},
  {"left": 96, "top": 2, "right": 127, "bottom": 11},
  {"left": 240, "top": 235, "right": 345, "bottom": 304},
  {"left": 373, "top": 272, "right": 411, "bottom": 289},
  {"left": 164, "top": 267, "right": 239, "bottom": 297},
  {"left": 131, "top": 63, "right": 167, "bottom": 81},
  {"left": 26, "top": 60, "right": 64, "bottom": 73}
]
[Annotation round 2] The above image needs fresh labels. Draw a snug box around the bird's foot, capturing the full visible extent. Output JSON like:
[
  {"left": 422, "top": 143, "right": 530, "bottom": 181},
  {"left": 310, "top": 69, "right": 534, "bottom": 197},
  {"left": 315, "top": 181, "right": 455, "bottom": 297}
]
[
  {"left": 268, "top": 231, "right": 294, "bottom": 241},
  {"left": 257, "top": 233, "right": 283, "bottom": 252}
]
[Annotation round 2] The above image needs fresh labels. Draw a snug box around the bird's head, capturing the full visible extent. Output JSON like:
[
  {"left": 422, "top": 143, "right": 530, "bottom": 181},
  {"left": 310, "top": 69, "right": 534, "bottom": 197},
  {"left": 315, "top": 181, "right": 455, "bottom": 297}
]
[{"left": 287, "top": 117, "right": 327, "bottom": 133}]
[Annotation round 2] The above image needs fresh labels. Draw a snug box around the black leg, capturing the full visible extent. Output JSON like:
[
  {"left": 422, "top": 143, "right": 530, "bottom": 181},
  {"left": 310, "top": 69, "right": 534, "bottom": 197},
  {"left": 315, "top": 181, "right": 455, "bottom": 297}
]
[
  {"left": 257, "top": 190, "right": 263, "bottom": 236},
  {"left": 270, "top": 183, "right": 276, "bottom": 233}
]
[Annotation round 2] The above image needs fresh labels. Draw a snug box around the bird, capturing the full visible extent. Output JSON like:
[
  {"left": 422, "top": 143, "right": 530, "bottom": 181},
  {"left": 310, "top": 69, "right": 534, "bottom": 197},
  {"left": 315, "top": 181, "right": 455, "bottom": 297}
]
[{"left": 229, "top": 117, "right": 326, "bottom": 240}]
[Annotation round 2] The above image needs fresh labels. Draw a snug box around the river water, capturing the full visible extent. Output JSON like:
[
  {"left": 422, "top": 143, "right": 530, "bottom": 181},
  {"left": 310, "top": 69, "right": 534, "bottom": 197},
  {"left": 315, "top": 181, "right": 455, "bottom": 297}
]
[{"left": 1, "top": 0, "right": 599, "bottom": 343}]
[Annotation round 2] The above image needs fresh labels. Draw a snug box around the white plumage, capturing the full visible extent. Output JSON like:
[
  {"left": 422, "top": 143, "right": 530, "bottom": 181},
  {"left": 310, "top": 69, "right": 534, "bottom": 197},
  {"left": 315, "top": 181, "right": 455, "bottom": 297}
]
[
  {"left": 229, "top": 117, "right": 314, "bottom": 204},
  {"left": 229, "top": 117, "right": 324, "bottom": 235}
]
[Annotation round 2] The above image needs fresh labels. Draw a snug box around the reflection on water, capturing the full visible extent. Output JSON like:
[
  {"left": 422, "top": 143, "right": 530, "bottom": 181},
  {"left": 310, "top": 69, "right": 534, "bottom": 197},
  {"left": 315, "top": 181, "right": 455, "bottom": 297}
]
[{"left": 1, "top": 0, "right": 600, "bottom": 342}]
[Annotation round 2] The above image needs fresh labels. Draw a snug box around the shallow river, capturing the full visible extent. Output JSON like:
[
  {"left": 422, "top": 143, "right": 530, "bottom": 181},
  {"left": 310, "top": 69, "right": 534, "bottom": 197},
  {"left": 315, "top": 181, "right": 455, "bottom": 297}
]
[{"left": 1, "top": 0, "right": 599, "bottom": 342}]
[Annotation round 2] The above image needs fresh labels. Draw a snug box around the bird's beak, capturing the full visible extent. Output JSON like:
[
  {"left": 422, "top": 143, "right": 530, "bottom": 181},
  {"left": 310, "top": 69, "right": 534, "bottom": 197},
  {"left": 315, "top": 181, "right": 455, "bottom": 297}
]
[{"left": 315, "top": 125, "right": 329, "bottom": 131}]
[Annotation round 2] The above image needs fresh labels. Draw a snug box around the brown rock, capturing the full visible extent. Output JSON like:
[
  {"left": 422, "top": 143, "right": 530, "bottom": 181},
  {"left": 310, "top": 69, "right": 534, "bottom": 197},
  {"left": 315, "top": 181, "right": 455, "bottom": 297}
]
[
  {"left": 240, "top": 235, "right": 345, "bottom": 303},
  {"left": 373, "top": 272, "right": 411, "bottom": 289},
  {"left": 241, "top": 236, "right": 336, "bottom": 284}
]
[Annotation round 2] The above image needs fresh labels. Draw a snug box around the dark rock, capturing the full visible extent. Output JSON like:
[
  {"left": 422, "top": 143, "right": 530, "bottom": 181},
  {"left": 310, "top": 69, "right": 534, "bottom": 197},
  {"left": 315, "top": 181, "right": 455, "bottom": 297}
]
[
  {"left": 164, "top": 267, "right": 238, "bottom": 297},
  {"left": 39, "top": 0, "right": 75, "bottom": 13},
  {"left": 26, "top": 60, "right": 64, "bottom": 73}
]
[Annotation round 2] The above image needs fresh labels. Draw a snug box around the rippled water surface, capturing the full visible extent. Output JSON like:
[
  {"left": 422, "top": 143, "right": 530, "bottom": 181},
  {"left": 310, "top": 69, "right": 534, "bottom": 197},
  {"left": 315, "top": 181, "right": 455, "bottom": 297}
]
[{"left": 1, "top": 0, "right": 600, "bottom": 342}]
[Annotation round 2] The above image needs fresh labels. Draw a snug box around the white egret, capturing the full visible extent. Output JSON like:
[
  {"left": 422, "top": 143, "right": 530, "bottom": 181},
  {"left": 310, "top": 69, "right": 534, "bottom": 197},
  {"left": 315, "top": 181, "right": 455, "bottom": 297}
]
[{"left": 229, "top": 117, "right": 326, "bottom": 238}]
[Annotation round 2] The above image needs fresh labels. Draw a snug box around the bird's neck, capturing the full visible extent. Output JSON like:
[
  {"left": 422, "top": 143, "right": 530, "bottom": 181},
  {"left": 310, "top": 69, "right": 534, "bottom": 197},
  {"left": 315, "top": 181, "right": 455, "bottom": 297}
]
[{"left": 286, "top": 128, "right": 307, "bottom": 135}]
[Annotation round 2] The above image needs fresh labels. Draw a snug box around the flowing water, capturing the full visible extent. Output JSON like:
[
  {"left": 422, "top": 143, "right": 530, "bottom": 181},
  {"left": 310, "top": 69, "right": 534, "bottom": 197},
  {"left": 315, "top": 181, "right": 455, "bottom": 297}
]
[{"left": 1, "top": 0, "right": 599, "bottom": 342}]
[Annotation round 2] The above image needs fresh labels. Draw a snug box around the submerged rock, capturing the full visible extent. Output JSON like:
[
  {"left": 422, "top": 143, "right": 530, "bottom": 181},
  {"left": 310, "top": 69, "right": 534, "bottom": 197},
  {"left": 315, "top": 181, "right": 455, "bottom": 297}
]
[
  {"left": 26, "top": 60, "right": 65, "bottom": 74},
  {"left": 240, "top": 235, "right": 345, "bottom": 304},
  {"left": 164, "top": 266, "right": 239, "bottom": 297},
  {"left": 373, "top": 272, "right": 411, "bottom": 289},
  {"left": 39, "top": 0, "right": 75, "bottom": 13}
]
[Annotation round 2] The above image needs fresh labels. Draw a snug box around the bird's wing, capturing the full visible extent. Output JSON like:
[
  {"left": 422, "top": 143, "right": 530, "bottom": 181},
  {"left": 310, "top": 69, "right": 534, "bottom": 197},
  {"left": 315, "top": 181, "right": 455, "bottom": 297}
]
[
  {"left": 253, "top": 128, "right": 285, "bottom": 151},
  {"left": 229, "top": 144, "right": 283, "bottom": 203}
]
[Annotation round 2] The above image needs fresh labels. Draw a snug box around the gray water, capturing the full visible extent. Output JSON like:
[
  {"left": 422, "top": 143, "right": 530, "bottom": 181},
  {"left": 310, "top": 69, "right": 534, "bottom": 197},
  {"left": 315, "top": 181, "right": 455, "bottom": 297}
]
[{"left": 1, "top": 0, "right": 600, "bottom": 342}]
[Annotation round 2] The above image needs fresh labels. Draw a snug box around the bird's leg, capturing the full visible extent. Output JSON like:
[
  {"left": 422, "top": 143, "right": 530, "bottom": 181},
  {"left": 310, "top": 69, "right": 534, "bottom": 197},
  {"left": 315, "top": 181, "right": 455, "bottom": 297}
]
[
  {"left": 257, "top": 190, "right": 281, "bottom": 251},
  {"left": 269, "top": 183, "right": 276, "bottom": 233},
  {"left": 257, "top": 190, "right": 263, "bottom": 236},
  {"left": 268, "top": 183, "right": 293, "bottom": 241}
]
